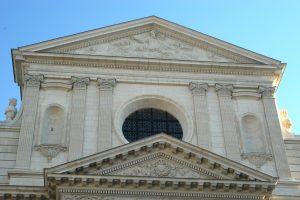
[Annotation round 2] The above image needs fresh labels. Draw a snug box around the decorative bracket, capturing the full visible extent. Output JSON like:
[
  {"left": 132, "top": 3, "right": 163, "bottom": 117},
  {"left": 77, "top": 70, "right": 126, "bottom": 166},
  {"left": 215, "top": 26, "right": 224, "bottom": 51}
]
[
  {"left": 241, "top": 152, "right": 273, "bottom": 169},
  {"left": 35, "top": 144, "right": 67, "bottom": 162}
]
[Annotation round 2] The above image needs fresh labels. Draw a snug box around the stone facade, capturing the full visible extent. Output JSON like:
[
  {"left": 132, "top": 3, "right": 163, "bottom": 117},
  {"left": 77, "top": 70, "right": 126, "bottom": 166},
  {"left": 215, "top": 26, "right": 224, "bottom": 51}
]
[{"left": 0, "top": 16, "right": 299, "bottom": 199}]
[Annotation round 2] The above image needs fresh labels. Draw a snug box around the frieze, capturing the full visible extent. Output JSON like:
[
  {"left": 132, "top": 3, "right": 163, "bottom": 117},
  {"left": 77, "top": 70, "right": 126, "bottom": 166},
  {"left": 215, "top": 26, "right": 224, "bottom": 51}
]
[
  {"left": 58, "top": 188, "right": 266, "bottom": 200},
  {"left": 25, "top": 56, "right": 275, "bottom": 77}
]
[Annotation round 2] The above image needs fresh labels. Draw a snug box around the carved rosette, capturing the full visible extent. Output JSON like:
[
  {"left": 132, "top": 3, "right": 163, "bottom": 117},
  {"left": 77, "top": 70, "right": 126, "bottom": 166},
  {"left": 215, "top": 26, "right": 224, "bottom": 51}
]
[
  {"left": 71, "top": 77, "right": 90, "bottom": 89},
  {"left": 35, "top": 144, "right": 67, "bottom": 161},
  {"left": 241, "top": 152, "right": 273, "bottom": 168},
  {"left": 97, "top": 78, "right": 116, "bottom": 90},
  {"left": 189, "top": 82, "right": 208, "bottom": 95},
  {"left": 215, "top": 84, "right": 233, "bottom": 96},
  {"left": 24, "top": 74, "right": 44, "bottom": 87},
  {"left": 259, "top": 86, "right": 276, "bottom": 98}
]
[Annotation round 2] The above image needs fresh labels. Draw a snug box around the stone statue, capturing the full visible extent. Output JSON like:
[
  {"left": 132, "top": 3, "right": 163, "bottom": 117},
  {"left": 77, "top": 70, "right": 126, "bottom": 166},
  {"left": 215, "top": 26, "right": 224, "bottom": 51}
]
[
  {"left": 4, "top": 98, "right": 17, "bottom": 121},
  {"left": 279, "top": 109, "right": 294, "bottom": 137}
]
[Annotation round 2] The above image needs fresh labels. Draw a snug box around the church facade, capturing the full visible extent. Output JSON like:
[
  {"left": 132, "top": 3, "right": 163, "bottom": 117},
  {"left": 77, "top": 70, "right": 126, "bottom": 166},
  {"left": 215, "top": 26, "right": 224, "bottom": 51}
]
[{"left": 0, "top": 16, "right": 299, "bottom": 199}]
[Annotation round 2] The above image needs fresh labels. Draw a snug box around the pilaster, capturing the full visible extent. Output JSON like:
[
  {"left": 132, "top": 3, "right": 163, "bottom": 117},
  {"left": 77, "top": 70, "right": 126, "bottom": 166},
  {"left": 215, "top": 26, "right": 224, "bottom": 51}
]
[
  {"left": 16, "top": 74, "right": 44, "bottom": 168},
  {"left": 189, "top": 82, "right": 210, "bottom": 150},
  {"left": 259, "top": 86, "right": 291, "bottom": 179},
  {"left": 97, "top": 78, "right": 116, "bottom": 151},
  {"left": 68, "top": 77, "right": 90, "bottom": 161},
  {"left": 215, "top": 84, "right": 241, "bottom": 161}
]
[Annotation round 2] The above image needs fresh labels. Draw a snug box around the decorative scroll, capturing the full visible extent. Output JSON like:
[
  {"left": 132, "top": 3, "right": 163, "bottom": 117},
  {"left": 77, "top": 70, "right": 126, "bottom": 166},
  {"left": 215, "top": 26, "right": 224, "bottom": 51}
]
[
  {"left": 241, "top": 152, "right": 273, "bottom": 168},
  {"left": 35, "top": 144, "right": 67, "bottom": 161}
]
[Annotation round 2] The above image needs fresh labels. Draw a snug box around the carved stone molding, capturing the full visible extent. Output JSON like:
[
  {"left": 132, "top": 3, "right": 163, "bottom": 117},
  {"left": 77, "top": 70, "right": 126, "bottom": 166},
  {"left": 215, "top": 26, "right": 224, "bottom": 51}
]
[
  {"left": 71, "top": 77, "right": 90, "bottom": 89},
  {"left": 35, "top": 144, "right": 67, "bottom": 161},
  {"left": 241, "top": 152, "right": 273, "bottom": 168},
  {"left": 258, "top": 86, "right": 276, "bottom": 98},
  {"left": 215, "top": 84, "right": 233, "bottom": 96},
  {"left": 189, "top": 82, "right": 208, "bottom": 95},
  {"left": 24, "top": 74, "right": 44, "bottom": 87},
  {"left": 97, "top": 78, "right": 116, "bottom": 90}
]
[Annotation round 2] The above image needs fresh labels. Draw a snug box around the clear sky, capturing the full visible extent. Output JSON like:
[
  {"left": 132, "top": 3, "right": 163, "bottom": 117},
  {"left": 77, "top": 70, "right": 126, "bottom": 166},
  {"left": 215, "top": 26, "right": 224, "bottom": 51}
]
[{"left": 0, "top": 1, "right": 299, "bottom": 134}]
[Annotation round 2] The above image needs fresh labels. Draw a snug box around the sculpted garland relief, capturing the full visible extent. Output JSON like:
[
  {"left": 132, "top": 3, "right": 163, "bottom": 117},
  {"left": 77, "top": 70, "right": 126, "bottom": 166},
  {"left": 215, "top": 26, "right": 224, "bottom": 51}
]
[
  {"left": 70, "top": 30, "right": 232, "bottom": 62},
  {"left": 108, "top": 159, "right": 207, "bottom": 178}
]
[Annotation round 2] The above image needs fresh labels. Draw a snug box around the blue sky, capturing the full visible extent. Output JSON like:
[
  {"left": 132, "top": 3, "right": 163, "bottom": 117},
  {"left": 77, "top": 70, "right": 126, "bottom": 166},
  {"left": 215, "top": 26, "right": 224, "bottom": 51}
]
[{"left": 0, "top": 1, "right": 299, "bottom": 134}]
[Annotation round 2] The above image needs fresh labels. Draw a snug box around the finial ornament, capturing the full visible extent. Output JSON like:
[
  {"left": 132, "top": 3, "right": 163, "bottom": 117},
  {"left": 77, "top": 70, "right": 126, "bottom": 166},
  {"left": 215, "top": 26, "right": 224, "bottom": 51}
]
[
  {"left": 189, "top": 82, "right": 208, "bottom": 95},
  {"left": 5, "top": 98, "right": 17, "bottom": 121}
]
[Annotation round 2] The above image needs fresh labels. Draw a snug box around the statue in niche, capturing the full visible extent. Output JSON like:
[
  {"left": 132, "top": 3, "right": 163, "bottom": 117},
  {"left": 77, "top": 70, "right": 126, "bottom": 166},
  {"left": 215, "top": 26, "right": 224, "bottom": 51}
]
[{"left": 4, "top": 98, "right": 17, "bottom": 121}]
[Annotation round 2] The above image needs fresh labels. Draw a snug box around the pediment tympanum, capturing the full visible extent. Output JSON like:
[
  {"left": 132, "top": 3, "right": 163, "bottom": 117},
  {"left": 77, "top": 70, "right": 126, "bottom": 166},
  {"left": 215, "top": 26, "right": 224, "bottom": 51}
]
[{"left": 64, "top": 30, "right": 236, "bottom": 63}]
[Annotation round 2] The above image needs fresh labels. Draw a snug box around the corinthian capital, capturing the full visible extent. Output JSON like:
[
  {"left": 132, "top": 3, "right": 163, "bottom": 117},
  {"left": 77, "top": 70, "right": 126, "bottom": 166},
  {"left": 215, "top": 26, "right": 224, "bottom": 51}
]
[
  {"left": 215, "top": 84, "right": 233, "bottom": 96},
  {"left": 24, "top": 74, "right": 44, "bottom": 87},
  {"left": 71, "top": 77, "right": 90, "bottom": 89},
  {"left": 259, "top": 86, "right": 276, "bottom": 98},
  {"left": 189, "top": 82, "right": 208, "bottom": 95},
  {"left": 97, "top": 78, "right": 116, "bottom": 90}
]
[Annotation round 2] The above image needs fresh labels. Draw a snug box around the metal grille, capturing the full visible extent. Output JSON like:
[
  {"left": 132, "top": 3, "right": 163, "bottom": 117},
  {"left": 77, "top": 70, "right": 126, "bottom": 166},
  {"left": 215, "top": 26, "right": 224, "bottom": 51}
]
[{"left": 122, "top": 108, "right": 183, "bottom": 142}]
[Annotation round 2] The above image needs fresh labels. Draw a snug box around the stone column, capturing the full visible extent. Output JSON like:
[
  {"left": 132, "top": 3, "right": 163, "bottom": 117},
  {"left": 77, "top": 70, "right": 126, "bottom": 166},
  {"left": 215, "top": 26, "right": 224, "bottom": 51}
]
[
  {"left": 68, "top": 77, "right": 90, "bottom": 161},
  {"left": 97, "top": 78, "right": 116, "bottom": 152},
  {"left": 215, "top": 84, "right": 240, "bottom": 161},
  {"left": 259, "top": 86, "right": 291, "bottom": 178},
  {"left": 16, "top": 74, "right": 44, "bottom": 168},
  {"left": 189, "top": 82, "right": 211, "bottom": 150}
]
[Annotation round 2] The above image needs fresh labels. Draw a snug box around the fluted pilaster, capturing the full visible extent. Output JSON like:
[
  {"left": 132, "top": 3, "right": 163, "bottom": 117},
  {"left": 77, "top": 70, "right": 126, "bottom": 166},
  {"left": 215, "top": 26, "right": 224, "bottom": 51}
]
[
  {"left": 97, "top": 78, "right": 116, "bottom": 151},
  {"left": 68, "top": 77, "right": 90, "bottom": 161},
  {"left": 189, "top": 82, "right": 210, "bottom": 150},
  {"left": 259, "top": 86, "right": 291, "bottom": 178},
  {"left": 16, "top": 74, "right": 44, "bottom": 168},
  {"left": 215, "top": 84, "right": 240, "bottom": 161}
]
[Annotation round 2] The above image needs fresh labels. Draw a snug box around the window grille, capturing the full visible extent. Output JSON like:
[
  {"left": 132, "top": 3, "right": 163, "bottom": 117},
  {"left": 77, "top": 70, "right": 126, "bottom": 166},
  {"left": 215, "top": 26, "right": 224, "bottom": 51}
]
[{"left": 122, "top": 108, "right": 183, "bottom": 142}]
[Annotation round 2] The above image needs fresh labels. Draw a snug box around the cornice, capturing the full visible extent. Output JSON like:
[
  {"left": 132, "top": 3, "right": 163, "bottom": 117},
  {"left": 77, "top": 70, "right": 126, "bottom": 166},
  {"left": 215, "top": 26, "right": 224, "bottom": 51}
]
[
  {"left": 47, "top": 174, "right": 275, "bottom": 199},
  {"left": 22, "top": 52, "right": 278, "bottom": 77}
]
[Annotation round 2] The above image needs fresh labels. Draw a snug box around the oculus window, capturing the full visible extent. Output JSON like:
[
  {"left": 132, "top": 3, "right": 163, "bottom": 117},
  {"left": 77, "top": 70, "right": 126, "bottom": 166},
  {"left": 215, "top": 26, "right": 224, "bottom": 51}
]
[{"left": 122, "top": 108, "right": 183, "bottom": 142}]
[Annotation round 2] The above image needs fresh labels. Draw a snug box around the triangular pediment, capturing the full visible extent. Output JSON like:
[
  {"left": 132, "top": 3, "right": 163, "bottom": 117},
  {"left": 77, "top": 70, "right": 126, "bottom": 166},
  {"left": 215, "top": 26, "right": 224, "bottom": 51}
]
[
  {"left": 18, "top": 16, "right": 281, "bottom": 65},
  {"left": 45, "top": 134, "right": 276, "bottom": 183},
  {"left": 56, "top": 30, "right": 236, "bottom": 63}
]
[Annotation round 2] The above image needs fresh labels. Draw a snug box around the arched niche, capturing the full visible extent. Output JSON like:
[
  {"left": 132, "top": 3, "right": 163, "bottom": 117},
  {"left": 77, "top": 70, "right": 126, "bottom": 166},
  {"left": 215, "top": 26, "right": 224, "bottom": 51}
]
[
  {"left": 241, "top": 114, "right": 266, "bottom": 153},
  {"left": 41, "top": 105, "right": 66, "bottom": 145}
]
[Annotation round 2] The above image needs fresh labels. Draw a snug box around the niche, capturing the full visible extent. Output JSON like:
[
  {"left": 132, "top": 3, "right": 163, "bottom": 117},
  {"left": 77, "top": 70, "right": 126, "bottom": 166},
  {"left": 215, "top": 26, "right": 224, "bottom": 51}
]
[
  {"left": 241, "top": 114, "right": 266, "bottom": 153},
  {"left": 41, "top": 105, "right": 66, "bottom": 145},
  {"left": 35, "top": 105, "right": 67, "bottom": 161}
]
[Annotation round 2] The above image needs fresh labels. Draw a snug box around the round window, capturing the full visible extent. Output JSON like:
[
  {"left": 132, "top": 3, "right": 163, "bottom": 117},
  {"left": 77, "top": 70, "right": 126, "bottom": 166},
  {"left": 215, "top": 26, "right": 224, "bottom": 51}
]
[{"left": 122, "top": 108, "right": 183, "bottom": 142}]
